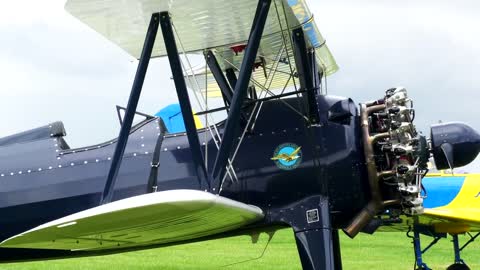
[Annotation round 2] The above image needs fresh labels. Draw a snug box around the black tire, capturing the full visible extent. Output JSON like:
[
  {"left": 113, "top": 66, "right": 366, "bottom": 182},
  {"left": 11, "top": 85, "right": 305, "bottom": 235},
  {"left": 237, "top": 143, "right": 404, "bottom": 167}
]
[{"left": 447, "top": 263, "right": 470, "bottom": 270}]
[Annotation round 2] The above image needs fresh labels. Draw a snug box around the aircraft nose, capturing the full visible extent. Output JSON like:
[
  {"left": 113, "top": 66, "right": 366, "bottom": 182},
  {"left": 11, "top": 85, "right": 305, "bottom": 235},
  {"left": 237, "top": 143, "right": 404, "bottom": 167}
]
[{"left": 430, "top": 122, "right": 480, "bottom": 170}]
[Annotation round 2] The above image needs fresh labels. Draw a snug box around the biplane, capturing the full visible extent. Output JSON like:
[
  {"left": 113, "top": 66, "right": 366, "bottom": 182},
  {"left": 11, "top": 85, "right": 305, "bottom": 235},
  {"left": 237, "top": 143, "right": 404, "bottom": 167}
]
[{"left": 1, "top": 0, "right": 480, "bottom": 269}]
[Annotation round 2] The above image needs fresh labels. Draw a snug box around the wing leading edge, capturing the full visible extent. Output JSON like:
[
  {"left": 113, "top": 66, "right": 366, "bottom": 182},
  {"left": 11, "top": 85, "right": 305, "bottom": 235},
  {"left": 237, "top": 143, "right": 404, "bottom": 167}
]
[{"left": 0, "top": 190, "right": 264, "bottom": 251}]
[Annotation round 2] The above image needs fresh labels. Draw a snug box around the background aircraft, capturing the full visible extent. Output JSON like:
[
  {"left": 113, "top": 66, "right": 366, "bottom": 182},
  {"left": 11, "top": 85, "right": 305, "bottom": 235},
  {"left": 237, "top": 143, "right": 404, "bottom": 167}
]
[{"left": 371, "top": 170, "right": 480, "bottom": 270}]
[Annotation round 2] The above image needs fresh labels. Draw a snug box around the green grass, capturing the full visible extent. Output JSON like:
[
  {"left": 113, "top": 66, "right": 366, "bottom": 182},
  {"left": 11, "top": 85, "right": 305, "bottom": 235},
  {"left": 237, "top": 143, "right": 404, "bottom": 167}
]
[{"left": 2, "top": 229, "right": 479, "bottom": 269}]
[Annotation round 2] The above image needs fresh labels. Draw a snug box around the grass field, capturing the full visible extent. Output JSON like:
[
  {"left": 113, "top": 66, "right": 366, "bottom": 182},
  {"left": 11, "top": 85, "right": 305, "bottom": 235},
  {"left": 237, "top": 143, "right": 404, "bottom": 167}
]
[{"left": 2, "top": 229, "right": 479, "bottom": 270}]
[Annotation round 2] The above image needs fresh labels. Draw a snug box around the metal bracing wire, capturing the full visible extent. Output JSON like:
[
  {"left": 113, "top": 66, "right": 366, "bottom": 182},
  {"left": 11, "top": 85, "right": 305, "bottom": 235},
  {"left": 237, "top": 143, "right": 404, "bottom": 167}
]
[
  {"left": 276, "top": 0, "right": 314, "bottom": 127},
  {"left": 218, "top": 45, "right": 301, "bottom": 192},
  {"left": 277, "top": 1, "right": 329, "bottom": 202},
  {"left": 172, "top": 0, "right": 313, "bottom": 190},
  {"left": 221, "top": 57, "right": 307, "bottom": 121},
  {"left": 204, "top": 50, "right": 208, "bottom": 170},
  {"left": 215, "top": 6, "right": 305, "bottom": 121},
  {"left": 277, "top": 0, "right": 318, "bottom": 125},
  {"left": 249, "top": 45, "right": 287, "bottom": 131},
  {"left": 275, "top": 0, "right": 300, "bottom": 94},
  {"left": 172, "top": 22, "right": 238, "bottom": 183},
  {"left": 178, "top": 51, "right": 239, "bottom": 184},
  {"left": 219, "top": 0, "right": 324, "bottom": 191}
]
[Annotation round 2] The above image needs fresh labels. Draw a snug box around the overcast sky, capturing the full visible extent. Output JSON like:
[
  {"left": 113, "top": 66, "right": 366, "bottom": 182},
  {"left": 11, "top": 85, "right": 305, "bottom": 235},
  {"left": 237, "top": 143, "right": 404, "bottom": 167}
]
[{"left": 0, "top": 0, "right": 479, "bottom": 171}]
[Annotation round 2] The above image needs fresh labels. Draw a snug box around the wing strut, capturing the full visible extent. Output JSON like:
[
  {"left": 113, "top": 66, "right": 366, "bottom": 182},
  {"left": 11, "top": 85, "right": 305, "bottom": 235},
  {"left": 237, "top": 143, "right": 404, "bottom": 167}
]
[
  {"left": 206, "top": 51, "right": 249, "bottom": 126},
  {"left": 101, "top": 13, "right": 160, "bottom": 204},
  {"left": 292, "top": 28, "right": 320, "bottom": 124},
  {"left": 206, "top": 50, "right": 233, "bottom": 107},
  {"left": 225, "top": 68, "right": 238, "bottom": 90},
  {"left": 160, "top": 12, "right": 210, "bottom": 190},
  {"left": 211, "top": 0, "right": 272, "bottom": 191}
]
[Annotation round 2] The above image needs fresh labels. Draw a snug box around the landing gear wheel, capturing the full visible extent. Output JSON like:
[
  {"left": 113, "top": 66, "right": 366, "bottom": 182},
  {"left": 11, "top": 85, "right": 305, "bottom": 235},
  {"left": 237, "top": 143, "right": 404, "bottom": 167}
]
[{"left": 447, "top": 263, "right": 470, "bottom": 270}]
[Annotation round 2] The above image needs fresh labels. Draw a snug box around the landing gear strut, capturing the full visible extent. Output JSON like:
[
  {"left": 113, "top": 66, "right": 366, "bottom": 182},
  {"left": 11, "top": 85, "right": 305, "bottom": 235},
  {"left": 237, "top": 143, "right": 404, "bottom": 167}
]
[
  {"left": 446, "top": 234, "right": 470, "bottom": 270},
  {"left": 411, "top": 229, "right": 433, "bottom": 270},
  {"left": 409, "top": 227, "right": 478, "bottom": 270}
]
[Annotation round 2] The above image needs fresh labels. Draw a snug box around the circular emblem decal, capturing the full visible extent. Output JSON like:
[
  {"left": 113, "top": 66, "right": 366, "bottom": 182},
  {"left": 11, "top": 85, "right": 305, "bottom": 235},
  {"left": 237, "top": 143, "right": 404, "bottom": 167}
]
[{"left": 271, "top": 143, "right": 302, "bottom": 170}]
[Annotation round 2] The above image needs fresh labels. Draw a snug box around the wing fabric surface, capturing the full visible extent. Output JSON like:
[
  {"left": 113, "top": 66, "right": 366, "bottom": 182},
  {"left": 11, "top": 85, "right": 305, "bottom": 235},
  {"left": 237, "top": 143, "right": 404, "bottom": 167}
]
[
  {"left": 0, "top": 190, "right": 264, "bottom": 251},
  {"left": 65, "top": 0, "right": 337, "bottom": 73},
  {"left": 65, "top": 0, "right": 338, "bottom": 97}
]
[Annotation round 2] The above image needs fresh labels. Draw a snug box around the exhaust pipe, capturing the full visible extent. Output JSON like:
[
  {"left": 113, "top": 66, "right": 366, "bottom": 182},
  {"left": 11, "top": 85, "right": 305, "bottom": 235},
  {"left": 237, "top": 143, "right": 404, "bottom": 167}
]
[
  {"left": 344, "top": 104, "right": 387, "bottom": 238},
  {"left": 344, "top": 87, "right": 427, "bottom": 238}
]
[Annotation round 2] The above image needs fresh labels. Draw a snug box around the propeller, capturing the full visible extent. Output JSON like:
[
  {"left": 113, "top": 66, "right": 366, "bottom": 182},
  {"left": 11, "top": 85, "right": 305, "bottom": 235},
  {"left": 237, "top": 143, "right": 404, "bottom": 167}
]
[
  {"left": 430, "top": 122, "right": 480, "bottom": 170},
  {"left": 440, "top": 143, "right": 454, "bottom": 171}
]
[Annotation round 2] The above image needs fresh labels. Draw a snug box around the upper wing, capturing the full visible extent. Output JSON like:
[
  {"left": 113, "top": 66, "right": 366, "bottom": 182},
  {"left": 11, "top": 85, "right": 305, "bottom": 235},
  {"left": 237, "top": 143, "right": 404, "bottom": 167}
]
[
  {"left": 0, "top": 190, "right": 264, "bottom": 251},
  {"left": 65, "top": 0, "right": 338, "bottom": 98},
  {"left": 65, "top": 0, "right": 337, "bottom": 75}
]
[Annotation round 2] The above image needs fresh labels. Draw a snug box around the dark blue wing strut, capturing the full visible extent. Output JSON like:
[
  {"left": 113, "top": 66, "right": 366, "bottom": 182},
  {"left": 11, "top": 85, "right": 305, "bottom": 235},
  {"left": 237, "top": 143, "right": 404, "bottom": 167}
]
[
  {"left": 206, "top": 50, "right": 233, "bottom": 106},
  {"left": 159, "top": 12, "right": 210, "bottom": 190},
  {"left": 100, "top": 13, "right": 160, "bottom": 204},
  {"left": 211, "top": 0, "right": 272, "bottom": 192},
  {"left": 292, "top": 27, "right": 320, "bottom": 124}
]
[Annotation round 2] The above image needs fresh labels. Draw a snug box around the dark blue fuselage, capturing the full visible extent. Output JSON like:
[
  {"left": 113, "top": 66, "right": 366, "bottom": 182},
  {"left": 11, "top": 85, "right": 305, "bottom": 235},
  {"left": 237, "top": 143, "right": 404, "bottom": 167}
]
[{"left": 0, "top": 95, "right": 370, "bottom": 261}]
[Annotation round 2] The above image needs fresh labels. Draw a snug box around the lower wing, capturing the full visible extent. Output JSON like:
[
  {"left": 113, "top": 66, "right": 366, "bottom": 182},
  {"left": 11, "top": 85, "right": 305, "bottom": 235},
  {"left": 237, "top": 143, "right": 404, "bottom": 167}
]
[{"left": 0, "top": 190, "right": 264, "bottom": 251}]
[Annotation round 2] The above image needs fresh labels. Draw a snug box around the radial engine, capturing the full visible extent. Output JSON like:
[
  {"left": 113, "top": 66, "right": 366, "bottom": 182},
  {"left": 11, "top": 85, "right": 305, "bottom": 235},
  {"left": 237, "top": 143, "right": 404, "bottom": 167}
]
[{"left": 345, "top": 87, "right": 480, "bottom": 237}]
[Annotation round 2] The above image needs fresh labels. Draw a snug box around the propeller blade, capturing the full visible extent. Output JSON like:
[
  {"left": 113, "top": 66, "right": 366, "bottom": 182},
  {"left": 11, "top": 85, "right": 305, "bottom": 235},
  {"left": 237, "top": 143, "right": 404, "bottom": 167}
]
[{"left": 440, "top": 143, "right": 454, "bottom": 172}]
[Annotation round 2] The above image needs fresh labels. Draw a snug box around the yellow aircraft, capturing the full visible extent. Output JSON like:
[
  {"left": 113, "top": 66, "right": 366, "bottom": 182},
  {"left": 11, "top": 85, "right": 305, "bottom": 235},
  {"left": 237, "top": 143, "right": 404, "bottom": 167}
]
[{"left": 378, "top": 171, "right": 480, "bottom": 270}]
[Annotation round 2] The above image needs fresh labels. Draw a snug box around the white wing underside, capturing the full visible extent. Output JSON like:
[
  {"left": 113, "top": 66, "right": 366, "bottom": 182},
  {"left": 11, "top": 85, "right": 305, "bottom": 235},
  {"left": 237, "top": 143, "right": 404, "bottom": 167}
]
[
  {"left": 65, "top": 0, "right": 337, "bottom": 71},
  {"left": 65, "top": 0, "right": 338, "bottom": 97},
  {"left": 0, "top": 190, "right": 264, "bottom": 251}
]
